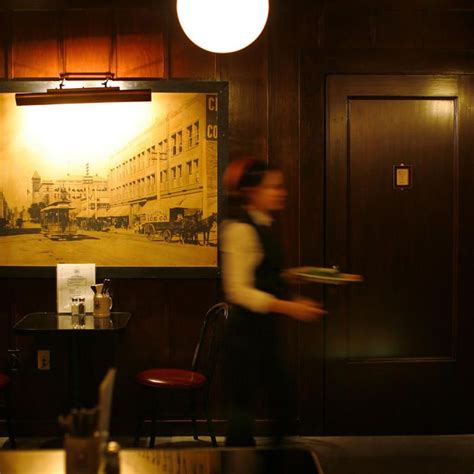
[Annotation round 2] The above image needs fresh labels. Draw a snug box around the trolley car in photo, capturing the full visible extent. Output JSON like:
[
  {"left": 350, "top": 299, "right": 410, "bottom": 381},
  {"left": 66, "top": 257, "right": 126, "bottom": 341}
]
[{"left": 40, "top": 200, "right": 78, "bottom": 240}]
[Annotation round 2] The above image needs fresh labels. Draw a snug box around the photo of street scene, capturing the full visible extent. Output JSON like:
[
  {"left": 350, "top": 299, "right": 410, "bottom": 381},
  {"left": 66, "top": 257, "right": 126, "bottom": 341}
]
[{"left": 0, "top": 91, "right": 220, "bottom": 267}]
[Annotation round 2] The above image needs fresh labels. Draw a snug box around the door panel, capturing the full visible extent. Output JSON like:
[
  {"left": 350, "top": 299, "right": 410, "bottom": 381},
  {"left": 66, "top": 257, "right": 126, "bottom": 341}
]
[
  {"left": 349, "top": 98, "right": 456, "bottom": 359},
  {"left": 325, "top": 75, "right": 466, "bottom": 434}
]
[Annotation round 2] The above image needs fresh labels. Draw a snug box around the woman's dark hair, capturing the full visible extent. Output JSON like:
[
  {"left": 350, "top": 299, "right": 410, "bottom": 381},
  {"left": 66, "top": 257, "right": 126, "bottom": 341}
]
[{"left": 223, "top": 157, "right": 277, "bottom": 218}]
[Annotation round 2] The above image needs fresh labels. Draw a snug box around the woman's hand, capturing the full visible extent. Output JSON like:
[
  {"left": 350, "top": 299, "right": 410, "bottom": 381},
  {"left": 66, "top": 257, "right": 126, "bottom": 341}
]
[{"left": 270, "top": 298, "right": 326, "bottom": 322}]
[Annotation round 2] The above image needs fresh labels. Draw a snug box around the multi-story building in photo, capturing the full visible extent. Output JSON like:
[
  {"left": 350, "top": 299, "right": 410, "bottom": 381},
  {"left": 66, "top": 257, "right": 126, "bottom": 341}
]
[
  {"left": 108, "top": 93, "right": 218, "bottom": 226},
  {"left": 31, "top": 171, "right": 109, "bottom": 218}
]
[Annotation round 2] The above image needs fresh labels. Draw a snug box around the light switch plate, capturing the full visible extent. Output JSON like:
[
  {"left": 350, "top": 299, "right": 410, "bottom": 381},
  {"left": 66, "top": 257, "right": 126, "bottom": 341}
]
[{"left": 37, "top": 350, "right": 50, "bottom": 370}]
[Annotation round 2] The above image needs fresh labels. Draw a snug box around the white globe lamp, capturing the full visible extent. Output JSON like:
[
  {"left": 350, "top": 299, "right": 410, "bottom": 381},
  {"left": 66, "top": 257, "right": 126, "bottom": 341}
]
[{"left": 176, "top": 0, "right": 270, "bottom": 54}]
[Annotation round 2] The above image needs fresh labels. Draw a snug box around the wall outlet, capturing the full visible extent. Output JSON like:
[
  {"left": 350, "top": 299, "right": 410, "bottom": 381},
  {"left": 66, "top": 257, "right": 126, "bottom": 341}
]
[{"left": 37, "top": 350, "right": 50, "bottom": 371}]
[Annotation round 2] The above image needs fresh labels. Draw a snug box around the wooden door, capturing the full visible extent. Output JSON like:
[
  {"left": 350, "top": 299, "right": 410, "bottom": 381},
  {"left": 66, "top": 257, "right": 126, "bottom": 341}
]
[{"left": 325, "top": 75, "right": 473, "bottom": 434}]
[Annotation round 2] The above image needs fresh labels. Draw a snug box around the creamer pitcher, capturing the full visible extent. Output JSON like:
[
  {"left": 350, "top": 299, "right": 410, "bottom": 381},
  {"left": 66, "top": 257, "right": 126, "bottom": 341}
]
[{"left": 93, "top": 293, "right": 113, "bottom": 318}]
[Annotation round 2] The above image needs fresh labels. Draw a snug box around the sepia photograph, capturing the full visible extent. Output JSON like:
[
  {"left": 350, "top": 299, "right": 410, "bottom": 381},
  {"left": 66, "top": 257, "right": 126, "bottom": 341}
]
[{"left": 0, "top": 83, "right": 226, "bottom": 273}]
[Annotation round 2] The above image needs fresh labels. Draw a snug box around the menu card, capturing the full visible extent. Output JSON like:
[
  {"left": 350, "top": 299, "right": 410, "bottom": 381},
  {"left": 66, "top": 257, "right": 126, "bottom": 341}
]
[{"left": 57, "top": 263, "right": 96, "bottom": 314}]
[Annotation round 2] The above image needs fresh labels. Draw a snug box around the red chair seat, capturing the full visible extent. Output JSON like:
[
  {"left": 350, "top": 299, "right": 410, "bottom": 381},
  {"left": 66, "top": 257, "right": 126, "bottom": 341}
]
[
  {"left": 136, "top": 368, "right": 206, "bottom": 389},
  {"left": 0, "top": 373, "right": 11, "bottom": 390}
]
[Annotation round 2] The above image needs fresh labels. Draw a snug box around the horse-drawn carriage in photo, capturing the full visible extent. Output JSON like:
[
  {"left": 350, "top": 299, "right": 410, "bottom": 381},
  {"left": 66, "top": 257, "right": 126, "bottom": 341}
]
[{"left": 141, "top": 206, "right": 216, "bottom": 245}]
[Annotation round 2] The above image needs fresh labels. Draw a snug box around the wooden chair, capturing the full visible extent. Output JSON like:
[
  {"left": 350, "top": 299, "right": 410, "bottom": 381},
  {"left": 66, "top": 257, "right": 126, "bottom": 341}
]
[
  {"left": 134, "top": 302, "right": 229, "bottom": 448},
  {"left": 0, "top": 373, "right": 16, "bottom": 449}
]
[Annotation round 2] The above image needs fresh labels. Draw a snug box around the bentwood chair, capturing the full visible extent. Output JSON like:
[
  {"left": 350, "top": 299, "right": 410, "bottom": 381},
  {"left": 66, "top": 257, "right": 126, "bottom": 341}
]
[
  {"left": 0, "top": 373, "right": 16, "bottom": 448},
  {"left": 134, "top": 302, "right": 229, "bottom": 448}
]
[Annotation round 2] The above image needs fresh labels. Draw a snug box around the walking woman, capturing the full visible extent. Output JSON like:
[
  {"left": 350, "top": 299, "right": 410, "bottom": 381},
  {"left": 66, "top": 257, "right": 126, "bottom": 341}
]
[{"left": 221, "top": 157, "right": 325, "bottom": 447}]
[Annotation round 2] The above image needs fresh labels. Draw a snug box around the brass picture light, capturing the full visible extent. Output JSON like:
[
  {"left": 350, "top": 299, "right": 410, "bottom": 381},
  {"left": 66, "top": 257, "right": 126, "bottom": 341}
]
[{"left": 15, "top": 72, "right": 152, "bottom": 106}]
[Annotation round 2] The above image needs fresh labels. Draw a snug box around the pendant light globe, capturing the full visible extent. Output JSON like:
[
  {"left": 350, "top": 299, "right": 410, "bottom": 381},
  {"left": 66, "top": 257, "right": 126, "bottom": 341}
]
[{"left": 177, "top": 0, "right": 269, "bottom": 54}]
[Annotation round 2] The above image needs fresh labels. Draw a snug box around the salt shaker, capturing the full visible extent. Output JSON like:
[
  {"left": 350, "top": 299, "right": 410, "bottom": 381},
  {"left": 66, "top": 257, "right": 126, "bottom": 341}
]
[
  {"left": 103, "top": 441, "right": 121, "bottom": 474},
  {"left": 78, "top": 297, "right": 86, "bottom": 327},
  {"left": 71, "top": 297, "right": 79, "bottom": 316}
]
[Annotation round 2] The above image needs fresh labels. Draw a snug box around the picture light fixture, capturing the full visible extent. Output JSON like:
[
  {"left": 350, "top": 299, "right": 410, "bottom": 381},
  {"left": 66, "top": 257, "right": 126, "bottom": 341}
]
[{"left": 15, "top": 72, "right": 152, "bottom": 106}]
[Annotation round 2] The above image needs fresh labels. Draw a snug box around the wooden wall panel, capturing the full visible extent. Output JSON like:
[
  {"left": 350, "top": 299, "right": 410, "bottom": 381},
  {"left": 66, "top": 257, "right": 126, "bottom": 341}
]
[
  {"left": 1, "top": 276, "right": 220, "bottom": 435},
  {"left": 219, "top": 37, "right": 267, "bottom": 162},
  {"left": 373, "top": 10, "right": 425, "bottom": 49},
  {"left": 169, "top": 11, "right": 215, "bottom": 79},
  {"left": 268, "top": 0, "right": 325, "bottom": 435},
  {"left": 321, "top": 0, "right": 474, "bottom": 9},
  {"left": 298, "top": 52, "right": 325, "bottom": 435},
  {"left": 63, "top": 9, "right": 113, "bottom": 74},
  {"left": 292, "top": 0, "right": 321, "bottom": 48},
  {"left": 321, "top": 10, "right": 373, "bottom": 49},
  {"left": 11, "top": 11, "right": 59, "bottom": 78},
  {"left": 3, "top": 278, "right": 68, "bottom": 430},
  {"left": 101, "top": 278, "right": 169, "bottom": 433},
  {"left": 422, "top": 11, "right": 474, "bottom": 49},
  {"left": 115, "top": 8, "right": 165, "bottom": 78}
]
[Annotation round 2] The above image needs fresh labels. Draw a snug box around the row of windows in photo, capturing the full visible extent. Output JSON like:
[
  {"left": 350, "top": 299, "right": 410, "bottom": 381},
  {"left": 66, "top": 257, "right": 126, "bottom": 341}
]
[
  {"left": 168, "top": 121, "right": 200, "bottom": 156},
  {"left": 160, "top": 159, "right": 200, "bottom": 183},
  {"left": 48, "top": 192, "right": 109, "bottom": 201},
  {"left": 39, "top": 186, "right": 108, "bottom": 202},
  {"left": 110, "top": 159, "right": 200, "bottom": 201},
  {"left": 45, "top": 186, "right": 108, "bottom": 193},
  {"left": 109, "top": 121, "right": 200, "bottom": 182}
]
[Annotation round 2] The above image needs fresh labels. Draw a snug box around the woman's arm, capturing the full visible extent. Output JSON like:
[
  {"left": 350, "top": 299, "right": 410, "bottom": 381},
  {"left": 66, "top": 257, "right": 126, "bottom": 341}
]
[{"left": 221, "top": 221, "right": 325, "bottom": 321}]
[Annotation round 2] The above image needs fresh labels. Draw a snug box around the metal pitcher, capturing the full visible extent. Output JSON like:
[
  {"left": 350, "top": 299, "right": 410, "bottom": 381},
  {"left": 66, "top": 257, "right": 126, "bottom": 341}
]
[{"left": 93, "top": 293, "right": 113, "bottom": 318}]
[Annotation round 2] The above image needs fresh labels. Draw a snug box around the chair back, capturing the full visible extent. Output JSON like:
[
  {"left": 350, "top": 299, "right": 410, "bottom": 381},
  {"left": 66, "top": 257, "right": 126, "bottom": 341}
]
[{"left": 191, "top": 303, "right": 229, "bottom": 381}]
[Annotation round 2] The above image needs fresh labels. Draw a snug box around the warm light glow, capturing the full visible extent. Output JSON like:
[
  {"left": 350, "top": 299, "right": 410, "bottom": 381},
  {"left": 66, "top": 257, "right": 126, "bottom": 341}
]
[
  {"left": 0, "top": 92, "right": 194, "bottom": 211},
  {"left": 177, "top": 0, "right": 269, "bottom": 53},
  {"left": 18, "top": 101, "right": 153, "bottom": 176}
]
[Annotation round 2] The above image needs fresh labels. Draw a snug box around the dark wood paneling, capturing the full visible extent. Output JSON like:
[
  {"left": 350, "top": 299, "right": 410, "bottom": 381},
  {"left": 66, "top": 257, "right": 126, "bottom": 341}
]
[
  {"left": 267, "top": 0, "right": 302, "bottom": 432},
  {"left": 219, "top": 37, "right": 267, "bottom": 162},
  {"left": 1, "top": 277, "right": 220, "bottom": 435},
  {"left": 267, "top": 0, "right": 300, "bottom": 429},
  {"left": 115, "top": 8, "right": 165, "bottom": 78},
  {"left": 63, "top": 9, "right": 113, "bottom": 74},
  {"left": 4, "top": 278, "right": 68, "bottom": 428},
  {"left": 11, "top": 11, "right": 59, "bottom": 78},
  {"left": 323, "top": 7, "right": 474, "bottom": 51},
  {"left": 422, "top": 11, "right": 474, "bottom": 49},
  {"left": 373, "top": 10, "right": 425, "bottom": 49},
  {"left": 323, "top": 0, "right": 474, "bottom": 9},
  {"left": 299, "top": 51, "right": 326, "bottom": 435},
  {"left": 321, "top": 10, "right": 373, "bottom": 49},
  {"left": 315, "top": 49, "right": 474, "bottom": 74},
  {"left": 291, "top": 0, "right": 321, "bottom": 48},
  {"left": 269, "top": 0, "right": 326, "bottom": 435},
  {"left": 169, "top": 5, "right": 215, "bottom": 79},
  {"left": 1, "top": 1, "right": 160, "bottom": 8}
]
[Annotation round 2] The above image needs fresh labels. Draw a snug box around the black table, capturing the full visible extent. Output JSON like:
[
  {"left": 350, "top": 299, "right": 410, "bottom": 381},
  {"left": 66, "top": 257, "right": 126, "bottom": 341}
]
[
  {"left": 13, "top": 312, "right": 131, "bottom": 334},
  {"left": 0, "top": 447, "right": 322, "bottom": 474},
  {"left": 14, "top": 312, "right": 132, "bottom": 409}
]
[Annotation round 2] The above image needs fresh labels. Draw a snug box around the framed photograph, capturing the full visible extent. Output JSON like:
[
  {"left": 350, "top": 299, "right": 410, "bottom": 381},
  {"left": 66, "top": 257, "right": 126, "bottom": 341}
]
[{"left": 0, "top": 80, "right": 228, "bottom": 278}]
